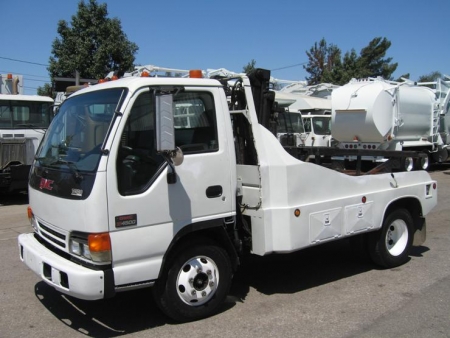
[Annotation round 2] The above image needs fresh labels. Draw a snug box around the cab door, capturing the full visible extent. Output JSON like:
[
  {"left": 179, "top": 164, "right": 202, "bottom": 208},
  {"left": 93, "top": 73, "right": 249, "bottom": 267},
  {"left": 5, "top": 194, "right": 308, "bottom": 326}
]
[{"left": 105, "top": 87, "right": 235, "bottom": 286}]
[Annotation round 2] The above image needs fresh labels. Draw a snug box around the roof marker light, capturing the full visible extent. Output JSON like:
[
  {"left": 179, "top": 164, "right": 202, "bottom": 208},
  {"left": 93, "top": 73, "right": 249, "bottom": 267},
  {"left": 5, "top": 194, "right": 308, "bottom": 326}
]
[{"left": 189, "top": 70, "right": 203, "bottom": 78}]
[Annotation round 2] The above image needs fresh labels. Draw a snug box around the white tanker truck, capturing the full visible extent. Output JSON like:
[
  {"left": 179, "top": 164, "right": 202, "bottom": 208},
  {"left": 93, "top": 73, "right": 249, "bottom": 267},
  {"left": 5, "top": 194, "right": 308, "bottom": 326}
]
[{"left": 331, "top": 77, "right": 450, "bottom": 170}]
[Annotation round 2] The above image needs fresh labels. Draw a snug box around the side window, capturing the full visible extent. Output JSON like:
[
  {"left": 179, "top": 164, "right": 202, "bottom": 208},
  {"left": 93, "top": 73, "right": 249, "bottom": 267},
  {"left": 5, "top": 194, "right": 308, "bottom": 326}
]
[
  {"left": 0, "top": 105, "right": 11, "bottom": 127},
  {"left": 174, "top": 92, "right": 218, "bottom": 153},
  {"left": 303, "top": 118, "right": 312, "bottom": 133},
  {"left": 116, "top": 91, "right": 164, "bottom": 195}
]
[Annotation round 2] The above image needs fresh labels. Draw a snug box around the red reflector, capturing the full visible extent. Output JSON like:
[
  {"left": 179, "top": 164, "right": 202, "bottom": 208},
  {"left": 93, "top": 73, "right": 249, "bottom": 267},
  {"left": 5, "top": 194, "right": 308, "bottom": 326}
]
[
  {"left": 362, "top": 196, "right": 367, "bottom": 203},
  {"left": 433, "top": 183, "right": 437, "bottom": 189}
]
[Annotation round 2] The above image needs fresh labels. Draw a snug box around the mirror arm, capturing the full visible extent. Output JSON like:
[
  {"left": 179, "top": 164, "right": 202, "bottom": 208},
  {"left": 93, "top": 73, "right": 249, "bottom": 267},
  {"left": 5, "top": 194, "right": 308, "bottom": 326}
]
[{"left": 161, "top": 152, "right": 177, "bottom": 184}]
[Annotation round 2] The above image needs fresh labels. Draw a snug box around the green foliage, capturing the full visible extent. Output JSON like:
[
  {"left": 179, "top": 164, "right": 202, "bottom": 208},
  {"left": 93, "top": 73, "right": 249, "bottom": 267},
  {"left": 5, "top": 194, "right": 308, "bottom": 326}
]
[
  {"left": 357, "top": 37, "right": 397, "bottom": 79},
  {"left": 418, "top": 71, "right": 442, "bottom": 83},
  {"left": 304, "top": 38, "right": 342, "bottom": 85},
  {"left": 243, "top": 59, "right": 257, "bottom": 74},
  {"left": 37, "top": 83, "right": 54, "bottom": 98},
  {"left": 304, "top": 37, "right": 398, "bottom": 85},
  {"left": 47, "top": 0, "right": 138, "bottom": 82}
]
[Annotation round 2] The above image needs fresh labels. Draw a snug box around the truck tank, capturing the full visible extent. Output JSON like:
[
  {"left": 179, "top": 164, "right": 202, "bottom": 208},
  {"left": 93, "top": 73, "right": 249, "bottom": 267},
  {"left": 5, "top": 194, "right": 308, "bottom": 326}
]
[{"left": 331, "top": 78, "right": 435, "bottom": 146}]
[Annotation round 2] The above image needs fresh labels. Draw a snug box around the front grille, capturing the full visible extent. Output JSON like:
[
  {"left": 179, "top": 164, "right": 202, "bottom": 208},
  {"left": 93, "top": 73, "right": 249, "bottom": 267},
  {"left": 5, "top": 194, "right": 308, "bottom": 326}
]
[
  {"left": 0, "top": 138, "right": 34, "bottom": 169},
  {"left": 38, "top": 222, "right": 67, "bottom": 249}
]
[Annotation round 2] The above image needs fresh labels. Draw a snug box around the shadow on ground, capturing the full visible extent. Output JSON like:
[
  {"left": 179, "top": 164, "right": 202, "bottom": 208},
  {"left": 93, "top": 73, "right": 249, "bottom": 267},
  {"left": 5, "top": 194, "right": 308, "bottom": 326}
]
[
  {"left": 0, "top": 191, "right": 28, "bottom": 206},
  {"left": 32, "top": 237, "right": 422, "bottom": 336}
]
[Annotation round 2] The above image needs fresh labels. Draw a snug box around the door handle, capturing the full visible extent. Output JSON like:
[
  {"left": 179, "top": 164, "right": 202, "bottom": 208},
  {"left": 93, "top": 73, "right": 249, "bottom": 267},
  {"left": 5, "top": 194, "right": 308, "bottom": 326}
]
[{"left": 206, "top": 185, "right": 223, "bottom": 198}]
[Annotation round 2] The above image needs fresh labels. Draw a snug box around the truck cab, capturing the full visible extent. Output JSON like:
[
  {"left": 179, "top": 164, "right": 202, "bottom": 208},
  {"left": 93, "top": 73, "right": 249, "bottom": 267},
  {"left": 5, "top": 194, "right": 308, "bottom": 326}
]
[
  {"left": 302, "top": 113, "right": 333, "bottom": 147},
  {"left": 0, "top": 94, "right": 53, "bottom": 192}
]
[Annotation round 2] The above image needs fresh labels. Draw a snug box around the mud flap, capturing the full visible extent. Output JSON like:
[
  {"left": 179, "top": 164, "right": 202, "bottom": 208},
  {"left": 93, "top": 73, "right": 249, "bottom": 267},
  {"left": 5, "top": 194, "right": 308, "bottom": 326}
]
[{"left": 413, "top": 218, "right": 426, "bottom": 246}]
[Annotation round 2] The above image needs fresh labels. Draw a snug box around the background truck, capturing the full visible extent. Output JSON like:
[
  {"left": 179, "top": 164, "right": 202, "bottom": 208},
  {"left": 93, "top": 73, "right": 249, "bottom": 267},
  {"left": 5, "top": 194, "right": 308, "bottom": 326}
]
[
  {"left": 19, "top": 68, "right": 437, "bottom": 322},
  {"left": 331, "top": 77, "right": 450, "bottom": 170},
  {"left": 0, "top": 73, "right": 54, "bottom": 193}
]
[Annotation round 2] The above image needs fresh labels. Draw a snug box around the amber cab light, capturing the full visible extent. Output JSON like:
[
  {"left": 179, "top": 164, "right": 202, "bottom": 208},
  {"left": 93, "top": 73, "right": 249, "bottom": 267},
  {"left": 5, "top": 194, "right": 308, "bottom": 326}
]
[
  {"left": 141, "top": 71, "right": 150, "bottom": 77},
  {"left": 88, "top": 233, "right": 111, "bottom": 252},
  {"left": 189, "top": 69, "right": 203, "bottom": 78}
]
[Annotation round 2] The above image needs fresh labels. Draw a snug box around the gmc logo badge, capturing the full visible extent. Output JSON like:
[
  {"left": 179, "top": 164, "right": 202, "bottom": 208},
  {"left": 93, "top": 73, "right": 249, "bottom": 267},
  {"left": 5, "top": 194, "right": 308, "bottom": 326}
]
[{"left": 39, "top": 178, "right": 54, "bottom": 191}]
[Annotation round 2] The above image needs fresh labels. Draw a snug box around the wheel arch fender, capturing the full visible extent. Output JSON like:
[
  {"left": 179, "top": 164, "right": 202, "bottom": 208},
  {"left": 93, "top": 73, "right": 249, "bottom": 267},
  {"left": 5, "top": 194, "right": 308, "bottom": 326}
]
[
  {"left": 384, "top": 197, "right": 426, "bottom": 246},
  {"left": 158, "top": 219, "right": 239, "bottom": 280}
]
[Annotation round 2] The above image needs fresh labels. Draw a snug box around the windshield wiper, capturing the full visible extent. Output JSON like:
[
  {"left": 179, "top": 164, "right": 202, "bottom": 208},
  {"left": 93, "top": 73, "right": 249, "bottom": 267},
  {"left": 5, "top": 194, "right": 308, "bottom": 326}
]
[{"left": 47, "top": 158, "right": 84, "bottom": 182}]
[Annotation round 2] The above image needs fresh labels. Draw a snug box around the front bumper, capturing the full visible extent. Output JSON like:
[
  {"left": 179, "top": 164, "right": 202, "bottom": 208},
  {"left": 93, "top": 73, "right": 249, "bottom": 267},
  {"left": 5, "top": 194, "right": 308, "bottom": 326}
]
[{"left": 18, "top": 233, "right": 109, "bottom": 300}]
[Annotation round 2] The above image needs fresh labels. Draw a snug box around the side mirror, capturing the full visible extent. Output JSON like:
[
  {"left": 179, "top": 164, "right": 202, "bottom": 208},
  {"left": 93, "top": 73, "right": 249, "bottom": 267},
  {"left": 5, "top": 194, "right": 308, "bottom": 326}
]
[
  {"left": 155, "top": 92, "right": 184, "bottom": 184},
  {"left": 155, "top": 93, "right": 176, "bottom": 152}
]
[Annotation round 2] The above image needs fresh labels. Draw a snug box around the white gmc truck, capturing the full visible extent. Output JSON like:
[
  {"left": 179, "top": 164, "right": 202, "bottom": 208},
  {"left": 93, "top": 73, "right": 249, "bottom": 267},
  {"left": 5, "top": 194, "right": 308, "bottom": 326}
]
[{"left": 18, "top": 68, "right": 437, "bottom": 322}]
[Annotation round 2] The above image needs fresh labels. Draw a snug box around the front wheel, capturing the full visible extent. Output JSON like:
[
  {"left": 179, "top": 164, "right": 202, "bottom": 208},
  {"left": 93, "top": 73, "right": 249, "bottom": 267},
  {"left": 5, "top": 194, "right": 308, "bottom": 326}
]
[
  {"left": 368, "top": 209, "right": 414, "bottom": 268},
  {"left": 153, "top": 243, "right": 232, "bottom": 322}
]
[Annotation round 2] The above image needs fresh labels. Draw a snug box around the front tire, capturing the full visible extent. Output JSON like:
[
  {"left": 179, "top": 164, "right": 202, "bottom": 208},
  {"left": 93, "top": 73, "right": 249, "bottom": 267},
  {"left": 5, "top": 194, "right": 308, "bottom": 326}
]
[
  {"left": 368, "top": 209, "right": 414, "bottom": 268},
  {"left": 153, "top": 243, "right": 232, "bottom": 322}
]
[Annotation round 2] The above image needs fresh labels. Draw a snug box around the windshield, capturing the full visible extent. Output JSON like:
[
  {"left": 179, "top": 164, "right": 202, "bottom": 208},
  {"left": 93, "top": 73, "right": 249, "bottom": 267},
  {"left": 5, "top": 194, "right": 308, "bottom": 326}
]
[
  {"left": 278, "top": 112, "right": 305, "bottom": 134},
  {"left": 0, "top": 99, "right": 52, "bottom": 129},
  {"left": 35, "top": 88, "right": 125, "bottom": 173},
  {"left": 311, "top": 116, "right": 331, "bottom": 135}
]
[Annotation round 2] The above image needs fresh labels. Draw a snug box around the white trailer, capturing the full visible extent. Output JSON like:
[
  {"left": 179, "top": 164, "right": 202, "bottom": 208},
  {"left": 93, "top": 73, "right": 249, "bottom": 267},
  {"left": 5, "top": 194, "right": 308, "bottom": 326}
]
[
  {"left": 19, "top": 69, "right": 437, "bottom": 322},
  {"left": 331, "top": 77, "right": 450, "bottom": 170},
  {"left": 0, "top": 74, "right": 53, "bottom": 192}
]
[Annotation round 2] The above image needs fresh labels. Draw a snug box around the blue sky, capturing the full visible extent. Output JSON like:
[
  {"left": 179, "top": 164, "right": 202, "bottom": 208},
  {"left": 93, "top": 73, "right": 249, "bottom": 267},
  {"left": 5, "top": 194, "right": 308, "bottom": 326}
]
[{"left": 2, "top": 0, "right": 449, "bottom": 95}]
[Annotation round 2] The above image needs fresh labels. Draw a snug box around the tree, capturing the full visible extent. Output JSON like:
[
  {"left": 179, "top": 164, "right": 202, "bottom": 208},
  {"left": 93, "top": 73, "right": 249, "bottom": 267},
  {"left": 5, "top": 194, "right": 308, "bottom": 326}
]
[
  {"left": 418, "top": 71, "right": 442, "bottom": 83},
  {"left": 357, "top": 37, "right": 397, "bottom": 79},
  {"left": 37, "top": 83, "right": 53, "bottom": 98},
  {"left": 304, "top": 38, "right": 342, "bottom": 85},
  {"left": 39, "top": 0, "right": 138, "bottom": 94},
  {"left": 243, "top": 59, "right": 257, "bottom": 74},
  {"left": 304, "top": 37, "right": 398, "bottom": 85}
]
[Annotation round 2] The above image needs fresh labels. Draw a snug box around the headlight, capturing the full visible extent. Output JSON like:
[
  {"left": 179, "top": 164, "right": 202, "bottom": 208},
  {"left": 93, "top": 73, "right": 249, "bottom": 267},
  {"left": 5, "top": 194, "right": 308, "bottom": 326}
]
[{"left": 69, "top": 232, "right": 111, "bottom": 263}]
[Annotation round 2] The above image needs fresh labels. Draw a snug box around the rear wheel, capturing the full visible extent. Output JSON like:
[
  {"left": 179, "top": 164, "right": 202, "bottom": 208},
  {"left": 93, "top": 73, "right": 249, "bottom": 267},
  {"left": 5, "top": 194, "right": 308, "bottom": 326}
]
[
  {"left": 415, "top": 154, "right": 429, "bottom": 171},
  {"left": 153, "top": 243, "right": 232, "bottom": 322},
  {"left": 368, "top": 209, "right": 414, "bottom": 268}
]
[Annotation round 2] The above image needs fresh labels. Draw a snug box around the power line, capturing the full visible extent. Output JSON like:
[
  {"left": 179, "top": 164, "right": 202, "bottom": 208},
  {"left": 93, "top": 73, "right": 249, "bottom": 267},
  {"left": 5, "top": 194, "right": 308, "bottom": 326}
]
[
  {"left": 0, "top": 70, "right": 50, "bottom": 80},
  {"left": 271, "top": 62, "right": 308, "bottom": 72},
  {"left": 23, "top": 78, "right": 50, "bottom": 83},
  {"left": 0, "top": 56, "right": 48, "bottom": 67}
]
